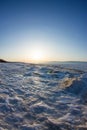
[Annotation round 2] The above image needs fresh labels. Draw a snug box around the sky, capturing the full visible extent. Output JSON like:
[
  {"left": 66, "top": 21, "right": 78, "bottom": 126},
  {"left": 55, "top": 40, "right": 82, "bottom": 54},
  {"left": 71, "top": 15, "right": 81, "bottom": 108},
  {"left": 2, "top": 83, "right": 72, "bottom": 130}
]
[{"left": 0, "top": 0, "right": 87, "bottom": 62}]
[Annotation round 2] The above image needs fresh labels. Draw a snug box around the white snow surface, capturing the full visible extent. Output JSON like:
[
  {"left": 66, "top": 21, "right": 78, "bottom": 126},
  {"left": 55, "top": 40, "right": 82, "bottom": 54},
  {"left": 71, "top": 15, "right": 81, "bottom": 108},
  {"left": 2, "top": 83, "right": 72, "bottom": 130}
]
[{"left": 0, "top": 62, "right": 87, "bottom": 130}]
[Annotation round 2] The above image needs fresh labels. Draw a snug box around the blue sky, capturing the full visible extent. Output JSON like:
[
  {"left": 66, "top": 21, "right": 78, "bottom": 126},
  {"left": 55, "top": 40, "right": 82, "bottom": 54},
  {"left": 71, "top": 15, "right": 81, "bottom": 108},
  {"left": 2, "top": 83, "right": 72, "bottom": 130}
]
[{"left": 0, "top": 0, "right": 87, "bottom": 62}]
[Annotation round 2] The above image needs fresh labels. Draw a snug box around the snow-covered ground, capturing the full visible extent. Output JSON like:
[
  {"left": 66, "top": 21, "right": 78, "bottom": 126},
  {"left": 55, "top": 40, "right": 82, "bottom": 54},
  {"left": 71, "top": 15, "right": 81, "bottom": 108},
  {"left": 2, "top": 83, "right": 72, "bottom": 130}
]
[{"left": 0, "top": 62, "right": 87, "bottom": 130}]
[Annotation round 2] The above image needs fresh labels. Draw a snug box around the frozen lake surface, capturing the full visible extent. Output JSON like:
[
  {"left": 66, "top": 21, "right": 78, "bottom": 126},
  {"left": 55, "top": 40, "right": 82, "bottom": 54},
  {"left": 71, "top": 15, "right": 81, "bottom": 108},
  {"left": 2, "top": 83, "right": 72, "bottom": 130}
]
[{"left": 0, "top": 62, "right": 87, "bottom": 130}]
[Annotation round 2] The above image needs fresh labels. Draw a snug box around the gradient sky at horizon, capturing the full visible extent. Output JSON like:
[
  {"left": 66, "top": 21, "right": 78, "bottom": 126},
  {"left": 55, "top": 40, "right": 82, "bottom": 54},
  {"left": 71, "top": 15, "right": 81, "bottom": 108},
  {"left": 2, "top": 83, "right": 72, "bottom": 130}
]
[{"left": 0, "top": 0, "right": 87, "bottom": 62}]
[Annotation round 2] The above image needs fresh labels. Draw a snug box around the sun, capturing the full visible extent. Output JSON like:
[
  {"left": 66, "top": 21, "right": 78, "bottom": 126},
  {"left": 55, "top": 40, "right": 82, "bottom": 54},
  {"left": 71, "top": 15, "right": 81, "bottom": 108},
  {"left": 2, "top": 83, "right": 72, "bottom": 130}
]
[
  {"left": 32, "top": 51, "right": 42, "bottom": 60},
  {"left": 30, "top": 49, "right": 44, "bottom": 62}
]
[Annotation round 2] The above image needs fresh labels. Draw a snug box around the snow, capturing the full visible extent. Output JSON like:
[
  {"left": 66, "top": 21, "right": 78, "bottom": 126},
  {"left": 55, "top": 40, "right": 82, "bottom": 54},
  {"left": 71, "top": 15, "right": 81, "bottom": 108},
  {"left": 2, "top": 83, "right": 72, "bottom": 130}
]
[{"left": 0, "top": 62, "right": 87, "bottom": 130}]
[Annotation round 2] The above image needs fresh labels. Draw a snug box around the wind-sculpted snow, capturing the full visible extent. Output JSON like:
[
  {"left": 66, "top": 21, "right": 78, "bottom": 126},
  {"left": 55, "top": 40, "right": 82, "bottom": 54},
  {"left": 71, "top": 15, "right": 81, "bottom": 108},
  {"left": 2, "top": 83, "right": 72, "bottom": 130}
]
[{"left": 0, "top": 62, "right": 87, "bottom": 130}]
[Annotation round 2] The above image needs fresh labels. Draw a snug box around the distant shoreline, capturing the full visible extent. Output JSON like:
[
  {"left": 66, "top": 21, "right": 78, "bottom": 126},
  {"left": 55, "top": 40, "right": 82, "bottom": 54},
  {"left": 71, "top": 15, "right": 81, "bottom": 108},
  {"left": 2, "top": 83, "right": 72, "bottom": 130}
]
[
  {"left": 0, "top": 59, "right": 7, "bottom": 63},
  {"left": 0, "top": 59, "right": 87, "bottom": 64}
]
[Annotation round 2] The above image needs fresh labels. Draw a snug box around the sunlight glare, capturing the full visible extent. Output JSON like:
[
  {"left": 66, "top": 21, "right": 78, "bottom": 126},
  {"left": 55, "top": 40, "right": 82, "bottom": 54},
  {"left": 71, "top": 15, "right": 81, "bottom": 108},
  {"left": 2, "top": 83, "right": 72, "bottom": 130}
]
[{"left": 31, "top": 49, "right": 44, "bottom": 62}]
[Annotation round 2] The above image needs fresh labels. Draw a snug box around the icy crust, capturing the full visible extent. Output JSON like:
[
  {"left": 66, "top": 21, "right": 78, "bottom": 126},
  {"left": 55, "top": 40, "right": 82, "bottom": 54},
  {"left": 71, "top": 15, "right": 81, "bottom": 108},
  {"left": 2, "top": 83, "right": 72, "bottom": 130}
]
[{"left": 0, "top": 63, "right": 87, "bottom": 130}]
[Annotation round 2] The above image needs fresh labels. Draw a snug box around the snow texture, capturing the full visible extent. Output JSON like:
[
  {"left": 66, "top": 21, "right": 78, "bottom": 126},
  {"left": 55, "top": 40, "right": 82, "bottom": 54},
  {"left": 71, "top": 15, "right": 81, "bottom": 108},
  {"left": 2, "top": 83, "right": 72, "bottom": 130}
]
[{"left": 0, "top": 62, "right": 87, "bottom": 130}]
